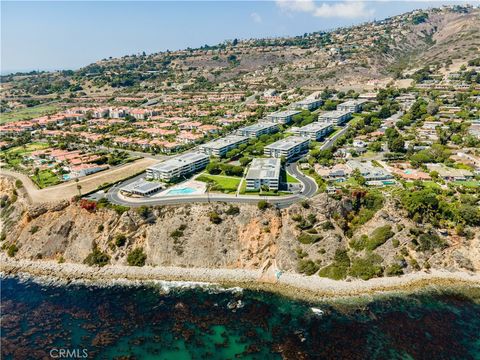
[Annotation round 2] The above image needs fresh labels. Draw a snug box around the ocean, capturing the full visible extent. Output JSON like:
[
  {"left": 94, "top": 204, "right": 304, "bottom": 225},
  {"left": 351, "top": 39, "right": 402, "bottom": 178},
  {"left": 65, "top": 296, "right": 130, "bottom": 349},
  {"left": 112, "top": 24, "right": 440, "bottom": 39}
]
[{"left": 1, "top": 276, "right": 480, "bottom": 359}]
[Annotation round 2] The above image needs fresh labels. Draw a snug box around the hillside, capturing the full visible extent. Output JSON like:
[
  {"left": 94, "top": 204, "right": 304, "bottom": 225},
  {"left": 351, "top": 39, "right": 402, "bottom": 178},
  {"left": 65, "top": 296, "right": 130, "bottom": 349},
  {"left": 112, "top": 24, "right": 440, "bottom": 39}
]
[{"left": 1, "top": 4, "right": 479, "bottom": 107}]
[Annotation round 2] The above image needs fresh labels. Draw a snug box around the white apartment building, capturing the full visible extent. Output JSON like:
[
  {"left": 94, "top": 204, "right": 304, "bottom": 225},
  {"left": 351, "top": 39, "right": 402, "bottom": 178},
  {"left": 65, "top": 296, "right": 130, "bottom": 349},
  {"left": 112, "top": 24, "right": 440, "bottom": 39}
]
[
  {"left": 146, "top": 152, "right": 209, "bottom": 182},
  {"left": 199, "top": 135, "right": 248, "bottom": 157},
  {"left": 292, "top": 122, "right": 333, "bottom": 141},
  {"left": 266, "top": 110, "right": 301, "bottom": 124},
  {"left": 237, "top": 122, "right": 278, "bottom": 138},
  {"left": 264, "top": 136, "right": 310, "bottom": 160},
  {"left": 245, "top": 158, "right": 281, "bottom": 191},
  {"left": 290, "top": 98, "right": 323, "bottom": 111},
  {"left": 318, "top": 110, "right": 352, "bottom": 126},
  {"left": 337, "top": 100, "right": 368, "bottom": 113}
]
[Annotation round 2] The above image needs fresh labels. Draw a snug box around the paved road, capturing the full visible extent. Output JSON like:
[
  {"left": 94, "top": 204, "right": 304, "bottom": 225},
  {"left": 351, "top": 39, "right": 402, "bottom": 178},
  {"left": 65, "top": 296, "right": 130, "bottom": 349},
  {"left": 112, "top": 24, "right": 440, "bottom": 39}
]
[
  {"left": 320, "top": 124, "right": 351, "bottom": 151},
  {"left": 106, "top": 161, "right": 318, "bottom": 209}
]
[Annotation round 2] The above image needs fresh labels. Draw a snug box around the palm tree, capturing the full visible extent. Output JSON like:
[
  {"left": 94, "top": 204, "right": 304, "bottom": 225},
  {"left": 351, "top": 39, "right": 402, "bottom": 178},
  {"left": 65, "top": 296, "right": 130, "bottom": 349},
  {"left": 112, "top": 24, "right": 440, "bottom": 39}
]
[{"left": 75, "top": 178, "right": 82, "bottom": 196}]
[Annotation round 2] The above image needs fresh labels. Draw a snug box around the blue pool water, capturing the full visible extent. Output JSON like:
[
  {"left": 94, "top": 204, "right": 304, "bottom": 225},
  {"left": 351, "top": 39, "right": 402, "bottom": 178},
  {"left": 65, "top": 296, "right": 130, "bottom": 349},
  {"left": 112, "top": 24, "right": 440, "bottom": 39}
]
[
  {"left": 62, "top": 174, "right": 71, "bottom": 181},
  {"left": 166, "top": 187, "right": 197, "bottom": 195}
]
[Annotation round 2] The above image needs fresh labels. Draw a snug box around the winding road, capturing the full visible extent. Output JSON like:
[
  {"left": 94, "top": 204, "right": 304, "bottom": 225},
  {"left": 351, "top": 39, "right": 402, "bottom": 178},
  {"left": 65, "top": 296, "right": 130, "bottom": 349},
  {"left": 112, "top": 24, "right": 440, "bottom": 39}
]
[{"left": 106, "top": 161, "right": 318, "bottom": 209}]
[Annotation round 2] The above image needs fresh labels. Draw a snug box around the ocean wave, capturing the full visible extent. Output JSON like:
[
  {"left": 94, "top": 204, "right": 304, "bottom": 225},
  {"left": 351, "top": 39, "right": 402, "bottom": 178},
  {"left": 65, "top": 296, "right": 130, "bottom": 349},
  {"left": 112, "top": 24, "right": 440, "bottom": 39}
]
[{"left": 1, "top": 272, "right": 243, "bottom": 295}]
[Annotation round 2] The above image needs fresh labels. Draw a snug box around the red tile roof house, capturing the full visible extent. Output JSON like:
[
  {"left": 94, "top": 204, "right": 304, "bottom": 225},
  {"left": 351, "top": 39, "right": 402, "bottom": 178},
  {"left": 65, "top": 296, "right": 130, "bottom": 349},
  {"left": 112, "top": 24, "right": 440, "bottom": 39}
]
[
  {"left": 142, "top": 128, "right": 177, "bottom": 138},
  {"left": 178, "top": 121, "right": 202, "bottom": 130},
  {"left": 177, "top": 131, "right": 203, "bottom": 144},
  {"left": 198, "top": 124, "right": 220, "bottom": 134}
]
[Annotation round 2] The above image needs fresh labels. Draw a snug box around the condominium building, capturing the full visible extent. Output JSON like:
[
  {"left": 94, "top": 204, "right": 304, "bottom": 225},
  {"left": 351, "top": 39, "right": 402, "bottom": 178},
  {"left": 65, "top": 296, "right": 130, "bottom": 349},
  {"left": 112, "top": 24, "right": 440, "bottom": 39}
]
[
  {"left": 292, "top": 122, "right": 333, "bottom": 141},
  {"left": 290, "top": 98, "right": 323, "bottom": 111},
  {"left": 264, "top": 136, "right": 310, "bottom": 160},
  {"left": 337, "top": 99, "right": 367, "bottom": 113},
  {"left": 266, "top": 110, "right": 301, "bottom": 124},
  {"left": 318, "top": 110, "right": 352, "bottom": 126},
  {"left": 146, "top": 152, "right": 209, "bottom": 182},
  {"left": 199, "top": 135, "right": 248, "bottom": 157},
  {"left": 245, "top": 158, "right": 281, "bottom": 191},
  {"left": 237, "top": 122, "right": 278, "bottom": 138}
]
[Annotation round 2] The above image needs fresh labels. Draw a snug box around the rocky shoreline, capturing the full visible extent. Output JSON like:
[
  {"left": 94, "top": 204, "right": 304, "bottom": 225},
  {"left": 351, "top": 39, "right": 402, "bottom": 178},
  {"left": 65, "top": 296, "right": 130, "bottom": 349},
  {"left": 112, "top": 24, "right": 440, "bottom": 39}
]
[{"left": 2, "top": 255, "right": 480, "bottom": 302}]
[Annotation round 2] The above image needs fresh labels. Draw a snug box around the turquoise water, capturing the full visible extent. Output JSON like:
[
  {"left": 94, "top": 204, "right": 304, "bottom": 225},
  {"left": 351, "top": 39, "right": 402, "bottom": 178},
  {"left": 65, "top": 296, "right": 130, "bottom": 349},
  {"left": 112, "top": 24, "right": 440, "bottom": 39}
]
[
  {"left": 63, "top": 174, "right": 71, "bottom": 181},
  {"left": 1, "top": 276, "right": 480, "bottom": 359},
  {"left": 167, "top": 187, "right": 198, "bottom": 195}
]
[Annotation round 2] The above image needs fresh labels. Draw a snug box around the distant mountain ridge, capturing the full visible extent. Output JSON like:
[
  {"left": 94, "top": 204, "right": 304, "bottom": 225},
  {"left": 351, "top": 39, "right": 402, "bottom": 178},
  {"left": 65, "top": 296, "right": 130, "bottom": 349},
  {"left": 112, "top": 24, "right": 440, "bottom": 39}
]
[{"left": 2, "top": 5, "right": 479, "bottom": 96}]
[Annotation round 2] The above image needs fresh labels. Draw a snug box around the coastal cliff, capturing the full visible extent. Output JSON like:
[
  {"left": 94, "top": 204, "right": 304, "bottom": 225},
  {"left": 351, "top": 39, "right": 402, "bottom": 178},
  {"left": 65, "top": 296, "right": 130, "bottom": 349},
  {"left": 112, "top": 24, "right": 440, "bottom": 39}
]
[{"left": 1, "top": 177, "right": 479, "bottom": 282}]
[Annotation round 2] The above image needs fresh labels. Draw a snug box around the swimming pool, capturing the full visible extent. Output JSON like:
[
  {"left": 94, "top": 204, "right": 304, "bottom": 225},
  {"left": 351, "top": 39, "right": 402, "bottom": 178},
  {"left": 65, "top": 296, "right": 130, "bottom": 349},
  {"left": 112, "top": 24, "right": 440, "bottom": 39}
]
[
  {"left": 63, "top": 174, "right": 71, "bottom": 181},
  {"left": 166, "top": 187, "right": 198, "bottom": 195}
]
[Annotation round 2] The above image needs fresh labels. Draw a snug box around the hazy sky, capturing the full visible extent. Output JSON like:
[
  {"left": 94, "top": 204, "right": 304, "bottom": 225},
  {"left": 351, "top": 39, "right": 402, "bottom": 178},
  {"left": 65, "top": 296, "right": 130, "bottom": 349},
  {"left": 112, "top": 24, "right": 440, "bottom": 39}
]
[{"left": 1, "top": 1, "right": 479, "bottom": 73}]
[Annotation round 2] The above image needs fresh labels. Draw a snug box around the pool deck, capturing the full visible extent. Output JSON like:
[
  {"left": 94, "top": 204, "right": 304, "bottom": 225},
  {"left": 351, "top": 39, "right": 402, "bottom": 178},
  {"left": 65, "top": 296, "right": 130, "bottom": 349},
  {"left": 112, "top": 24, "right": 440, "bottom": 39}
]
[{"left": 152, "top": 180, "right": 206, "bottom": 198}]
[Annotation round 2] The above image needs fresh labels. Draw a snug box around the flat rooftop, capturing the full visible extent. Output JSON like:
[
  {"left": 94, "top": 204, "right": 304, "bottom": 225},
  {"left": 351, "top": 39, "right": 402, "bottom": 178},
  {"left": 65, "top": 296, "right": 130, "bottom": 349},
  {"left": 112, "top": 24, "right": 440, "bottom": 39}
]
[
  {"left": 246, "top": 158, "right": 281, "bottom": 180},
  {"left": 297, "top": 122, "right": 332, "bottom": 132},
  {"left": 201, "top": 135, "right": 248, "bottom": 150},
  {"left": 121, "top": 179, "right": 162, "bottom": 193},
  {"left": 319, "top": 110, "right": 352, "bottom": 119},
  {"left": 239, "top": 122, "right": 277, "bottom": 132},
  {"left": 148, "top": 152, "right": 208, "bottom": 172},
  {"left": 268, "top": 110, "right": 301, "bottom": 118},
  {"left": 339, "top": 99, "right": 368, "bottom": 106},
  {"left": 295, "top": 98, "right": 323, "bottom": 105},
  {"left": 265, "top": 136, "right": 309, "bottom": 150}
]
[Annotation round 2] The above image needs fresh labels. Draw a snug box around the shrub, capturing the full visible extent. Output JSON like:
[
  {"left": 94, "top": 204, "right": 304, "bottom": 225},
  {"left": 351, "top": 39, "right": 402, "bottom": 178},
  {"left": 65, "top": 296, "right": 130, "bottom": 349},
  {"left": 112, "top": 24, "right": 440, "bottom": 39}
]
[
  {"left": 30, "top": 225, "right": 40, "bottom": 234},
  {"left": 350, "top": 226, "right": 394, "bottom": 251},
  {"left": 348, "top": 253, "right": 384, "bottom": 280},
  {"left": 321, "top": 221, "right": 334, "bottom": 230},
  {"left": 225, "top": 206, "right": 240, "bottom": 216},
  {"left": 79, "top": 199, "right": 97, "bottom": 212},
  {"left": 137, "top": 206, "right": 151, "bottom": 219},
  {"left": 417, "top": 232, "right": 446, "bottom": 252},
  {"left": 15, "top": 180, "right": 23, "bottom": 189},
  {"left": 297, "top": 259, "right": 319, "bottom": 275},
  {"left": 209, "top": 211, "right": 222, "bottom": 224},
  {"left": 112, "top": 204, "right": 129, "bottom": 215},
  {"left": 115, "top": 234, "right": 127, "bottom": 247},
  {"left": 297, "top": 233, "right": 321, "bottom": 244},
  {"left": 385, "top": 263, "right": 404, "bottom": 276},
  {"left": 291, "top": 214, "right": 303, "bottom": 222},
  {"left": 170, "top": 229, "right": 184, "bottom": 239},
  {"left": 318, "top": 249, "right": 350, "bottom": 280},
  {"left": 84, "top": 247, "right": 110, "bottom": 267},
  {"left": 97, "top": 224, "right": 104, "bottom": 232},
  {"left": 367, "top": 225, "right": 394, "bottom": 250},
  {"left": 127, "top": 248, "right": 147, "bottom": 266},
  {"left": 392, "top": 239, "right": 400, "bottom": 248},
  {"left": 258, "top": 200, "right": 270, "bottom": 210},
  {"left": 7, "top": 244, "right": 19, "bottom": 257},
  {"left": 301, "top": 200, "right": 310, "bottom": 209}
]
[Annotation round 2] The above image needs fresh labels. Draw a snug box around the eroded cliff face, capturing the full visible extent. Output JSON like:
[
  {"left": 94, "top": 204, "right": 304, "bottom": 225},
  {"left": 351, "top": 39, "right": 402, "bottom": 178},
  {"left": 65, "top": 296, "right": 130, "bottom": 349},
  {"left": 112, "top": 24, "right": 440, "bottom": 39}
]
[{"left": 1, "top": 177, "right": 479, "bottom": 275}]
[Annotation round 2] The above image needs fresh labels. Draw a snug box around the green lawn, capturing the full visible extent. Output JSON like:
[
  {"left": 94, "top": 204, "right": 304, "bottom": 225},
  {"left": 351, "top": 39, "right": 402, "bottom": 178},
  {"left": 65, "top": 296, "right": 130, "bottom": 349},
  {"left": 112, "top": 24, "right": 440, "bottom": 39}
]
[
  {"left": 286, "top": 173, "right": 300, "bottom": 183},
  {"left": 0, "top": 104, "right": 61, "bottom": 124},
  {"left": 452, "top": 181, "right": 480, "bottom": 187},
  {"left": 196, "top": 173, "right": 241, "bottom": 193},
  {"left": 31, "top": 169, "right": 62, "bottom": 188},
  {"left": 6, "top": 142, "right": 50, "bottom": 156}
]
